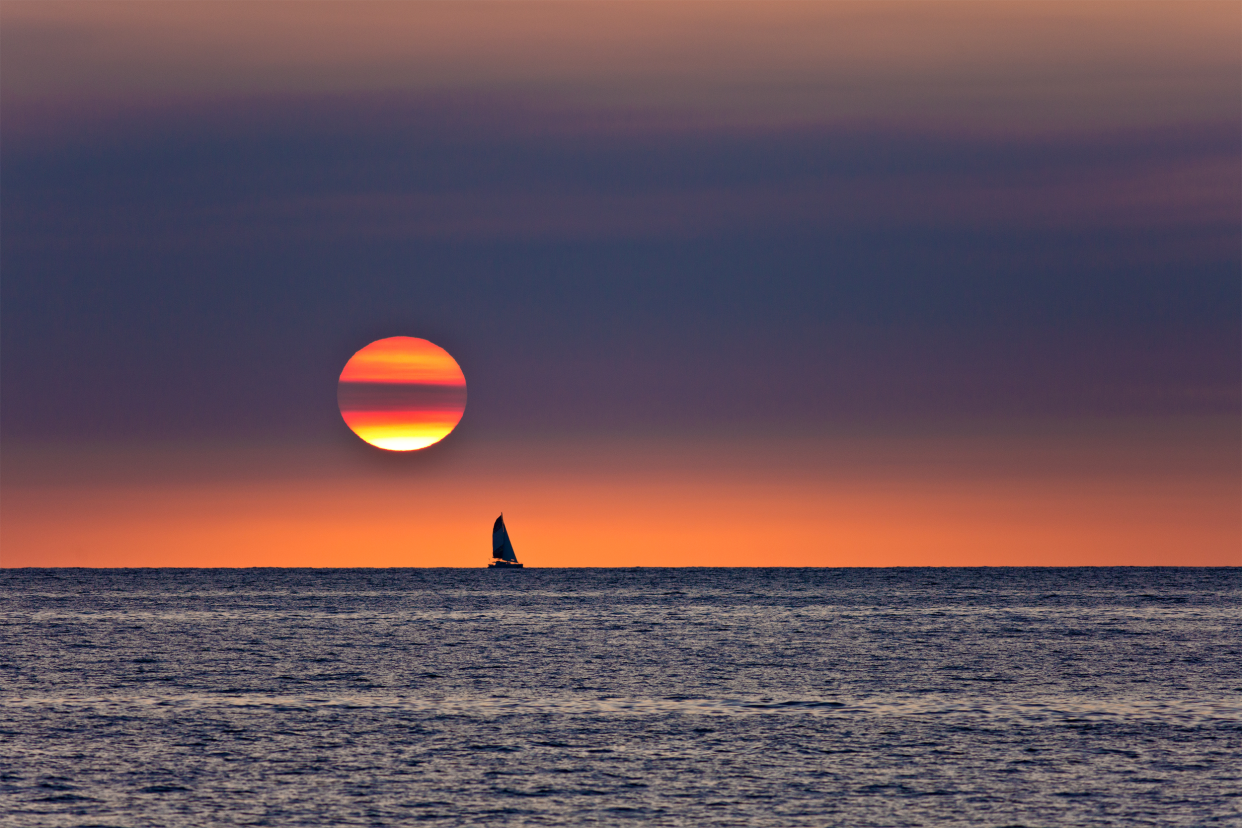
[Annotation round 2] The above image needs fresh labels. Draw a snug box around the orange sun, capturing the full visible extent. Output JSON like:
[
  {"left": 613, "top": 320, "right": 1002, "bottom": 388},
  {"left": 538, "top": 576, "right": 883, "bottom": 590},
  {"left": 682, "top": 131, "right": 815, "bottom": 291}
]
[{"left": 337, "top": 337, "right": 467, "bottom": 451}]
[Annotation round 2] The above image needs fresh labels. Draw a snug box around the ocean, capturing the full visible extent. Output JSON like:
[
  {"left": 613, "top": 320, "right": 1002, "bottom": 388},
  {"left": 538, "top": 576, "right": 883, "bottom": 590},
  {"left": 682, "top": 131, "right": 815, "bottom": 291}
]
[{"left": 2, "top": 568, "right": 1238, "bottom": 827}]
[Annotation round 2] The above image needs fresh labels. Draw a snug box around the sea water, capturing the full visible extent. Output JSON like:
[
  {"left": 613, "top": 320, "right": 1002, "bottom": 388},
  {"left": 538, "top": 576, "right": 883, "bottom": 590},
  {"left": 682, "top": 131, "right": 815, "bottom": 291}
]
[{"left": 1, "top": 568, "right": 1239, "bottom": 827}]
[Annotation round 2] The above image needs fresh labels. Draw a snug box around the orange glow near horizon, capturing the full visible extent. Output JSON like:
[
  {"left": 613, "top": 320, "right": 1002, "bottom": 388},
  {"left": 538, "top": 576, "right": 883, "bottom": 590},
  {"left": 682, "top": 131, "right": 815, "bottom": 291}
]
[
  {"left": 337, "top": 337, "right": 466, "bottom": 451},
  {"left": 2, "top": 425, "right": 1238, "bottom": 568}
]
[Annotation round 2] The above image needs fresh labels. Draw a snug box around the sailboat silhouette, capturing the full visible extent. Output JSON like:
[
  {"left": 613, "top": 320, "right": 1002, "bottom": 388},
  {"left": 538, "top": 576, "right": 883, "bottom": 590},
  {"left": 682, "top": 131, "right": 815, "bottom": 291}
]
[{"left": 488, "top": 514, "right": 524, "bottom": 568}]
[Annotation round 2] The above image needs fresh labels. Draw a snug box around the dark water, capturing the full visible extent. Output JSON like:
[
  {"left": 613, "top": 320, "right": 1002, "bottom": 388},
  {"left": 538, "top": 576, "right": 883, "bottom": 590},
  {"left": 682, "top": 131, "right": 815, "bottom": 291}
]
[{"left": 2, "top": 568, "right": 1239, "bottom": 827}]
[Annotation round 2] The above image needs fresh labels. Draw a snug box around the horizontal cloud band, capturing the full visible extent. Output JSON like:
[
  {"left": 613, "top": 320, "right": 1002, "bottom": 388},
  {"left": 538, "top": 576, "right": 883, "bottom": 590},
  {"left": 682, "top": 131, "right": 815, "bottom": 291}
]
[{"left": 337, "top": 381, "right": 467, "bottom": 414}]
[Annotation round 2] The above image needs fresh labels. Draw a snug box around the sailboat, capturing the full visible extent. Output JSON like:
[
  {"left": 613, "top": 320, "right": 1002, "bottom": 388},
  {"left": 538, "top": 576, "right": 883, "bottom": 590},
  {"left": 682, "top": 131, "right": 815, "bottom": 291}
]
[{"left": 488, "top": 514, "right": 524, "bottom": 568}]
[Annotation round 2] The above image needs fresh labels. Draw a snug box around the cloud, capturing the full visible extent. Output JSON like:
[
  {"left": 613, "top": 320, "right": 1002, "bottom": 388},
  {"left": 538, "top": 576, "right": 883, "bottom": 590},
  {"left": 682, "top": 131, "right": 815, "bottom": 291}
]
[
  {"left": 3, "top": 1, "right": 1237, "bottom": 131},
  {"left": 5, "top": 95, "right": 1238, "bottom": 246},
  {"left": 2, "top": 102, "right": 1237, "bottom": 440}
]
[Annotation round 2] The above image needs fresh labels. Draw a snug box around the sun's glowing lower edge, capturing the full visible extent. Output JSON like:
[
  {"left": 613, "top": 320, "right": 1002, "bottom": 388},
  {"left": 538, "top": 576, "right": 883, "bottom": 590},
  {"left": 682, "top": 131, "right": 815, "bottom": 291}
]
[
  {"left": 341, "top": 413, "right": 462, "bottom": 451},
  {"left": 349, "top": 425, "right": 458, "bottom": 451},
  {"left": 363, "top": 434, "right": 447, "bottom": 451}
]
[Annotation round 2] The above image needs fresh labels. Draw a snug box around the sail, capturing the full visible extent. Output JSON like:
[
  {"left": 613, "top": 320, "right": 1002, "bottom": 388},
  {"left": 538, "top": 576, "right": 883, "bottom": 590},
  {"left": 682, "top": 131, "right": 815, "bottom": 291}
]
[{"left": 492, "top": 514, "right": 518, "bottom": 562}]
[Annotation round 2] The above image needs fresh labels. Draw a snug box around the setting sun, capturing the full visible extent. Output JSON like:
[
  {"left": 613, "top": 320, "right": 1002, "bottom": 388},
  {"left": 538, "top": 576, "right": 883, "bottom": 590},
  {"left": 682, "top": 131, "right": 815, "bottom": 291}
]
[{"left": 337, "top": 337, "right": 466, "bottom": 451}]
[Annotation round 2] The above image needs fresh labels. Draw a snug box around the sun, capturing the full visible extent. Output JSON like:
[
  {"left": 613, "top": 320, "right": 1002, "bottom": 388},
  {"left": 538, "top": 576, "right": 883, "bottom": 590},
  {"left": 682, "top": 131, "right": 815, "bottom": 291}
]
[{"left": 337, "top": 337, "right": 467, "bottom": 451}]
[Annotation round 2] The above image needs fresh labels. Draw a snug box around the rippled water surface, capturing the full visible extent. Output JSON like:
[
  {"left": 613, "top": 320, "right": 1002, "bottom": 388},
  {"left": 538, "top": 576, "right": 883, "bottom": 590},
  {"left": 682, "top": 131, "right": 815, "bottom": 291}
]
[{"left": 2, "top": 568, "right": 1239, "bottom": 826}]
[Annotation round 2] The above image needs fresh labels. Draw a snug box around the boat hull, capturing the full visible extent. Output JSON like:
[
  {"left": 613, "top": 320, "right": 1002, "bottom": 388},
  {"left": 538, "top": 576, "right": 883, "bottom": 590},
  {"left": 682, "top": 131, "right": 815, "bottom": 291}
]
[{"left": 488, "top": 561, "right": 524, "bottom": 568}]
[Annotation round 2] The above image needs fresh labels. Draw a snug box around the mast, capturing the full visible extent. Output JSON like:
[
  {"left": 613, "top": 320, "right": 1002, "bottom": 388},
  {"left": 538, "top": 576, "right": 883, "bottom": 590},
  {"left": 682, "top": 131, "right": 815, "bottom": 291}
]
[{"left": 492, "top": 514, "right": 519, "bottom": 562}]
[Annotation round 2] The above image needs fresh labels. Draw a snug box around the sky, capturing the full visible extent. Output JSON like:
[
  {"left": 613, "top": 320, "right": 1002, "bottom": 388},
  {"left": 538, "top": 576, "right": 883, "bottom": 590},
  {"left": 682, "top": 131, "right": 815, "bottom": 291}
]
[{"left": 2, "top": 1, "right": 1239, "bottom": 567}]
